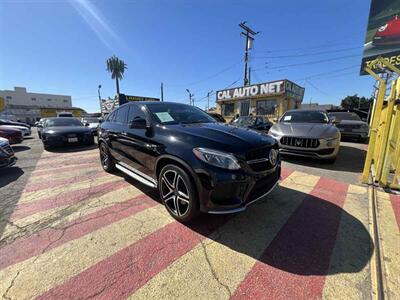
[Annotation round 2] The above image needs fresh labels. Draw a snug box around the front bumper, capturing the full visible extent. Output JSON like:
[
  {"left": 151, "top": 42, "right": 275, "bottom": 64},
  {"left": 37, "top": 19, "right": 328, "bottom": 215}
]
[
  {"left": 43, "top": 134, "right": 94, "bottom": 147},
  {"left": 197, "top": 163, "right": 281, "bottom": 214},
  {"left": 0, "top": 156, "right": 17, "bottom": 168},
  {"left": 339, "top": 130, "right": 368, "bottom": 140},
  {"left": 276, "top": 137, "right": 340, "bottom": 159}
]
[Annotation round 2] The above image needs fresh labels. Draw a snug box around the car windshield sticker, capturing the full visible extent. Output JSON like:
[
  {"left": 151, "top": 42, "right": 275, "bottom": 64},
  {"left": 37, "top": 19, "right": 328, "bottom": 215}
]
[
  {"left": 283, "top": 115, "right": 292, "bottom": 121},
  {"left": 155, "top": 112, "right": 174, "bottom": 122}
]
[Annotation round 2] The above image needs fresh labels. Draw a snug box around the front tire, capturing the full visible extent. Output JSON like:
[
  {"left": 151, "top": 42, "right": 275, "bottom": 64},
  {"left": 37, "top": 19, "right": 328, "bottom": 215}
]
[
  {"left": 158, "top": 164, "right": 199, "bottom": 222},
  {"left": 99, "top": 142, "right": 115, "bottom": 173}
]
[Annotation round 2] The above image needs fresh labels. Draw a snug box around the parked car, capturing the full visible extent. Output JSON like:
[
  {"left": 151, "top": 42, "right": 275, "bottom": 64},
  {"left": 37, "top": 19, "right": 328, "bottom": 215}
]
[
  {"left": 231, "top": 116, "right": 273, "bottom": 132},
  {"left": 36, "top": 118, "right": 49, "bottom": 139},
  {"left": 41, "top": 117, "right": 94, "bottom": 149},
  {"left": 207, "top": 112, "right": 226, "bottom": 123},
  {"left": 269, "top": 109, "right": 340, "bottom": 162},
  {"left": 0, "top": 119, "right": 31, "bottom": 130},
  {"left": 0, "top": 124, "right": 31, "bottom": 136},
  {"left": 0, "top": 137, "right": 17, "bottom": 168},
  {"left": 0, "top": 126, "right": 23, "bottom": 144},
  {"left": 81, "top": 117, "right": 100, "bottom": 135},
  {"left": 328, "top": 112, "right": 369, "bottom": 142},
  {"left": 98, "top": 102, "right": 280, "bottom": 222},
  {"left": 373, "top": 15, "right": 400, "bottom": 46}
]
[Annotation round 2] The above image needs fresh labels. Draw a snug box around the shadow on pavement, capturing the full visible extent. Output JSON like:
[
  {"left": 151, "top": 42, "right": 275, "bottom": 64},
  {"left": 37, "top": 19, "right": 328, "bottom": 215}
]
[
  {"left": 119, "top": 173, "right": 373, "bottom": 276},
  {"left": 282, "top": 145, "right": 367, "bottom": 173},
  {"left": 11, "top": 145, "right": 31, "bottom": 153},
  {"left": 0, "top": 167, "right": 24, "bottom": 188}
]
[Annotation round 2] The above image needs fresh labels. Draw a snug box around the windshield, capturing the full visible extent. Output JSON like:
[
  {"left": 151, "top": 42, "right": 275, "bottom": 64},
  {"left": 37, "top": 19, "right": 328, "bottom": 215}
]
[
  {"left": 147, "top": 103, "right": 216, "bottom": 125},
  {"left": 280, "top": 111, "right": 329, "bottom": 123},
  {"left": 45, "top": 118, "right": 83, "bottom": 127},
  {"left": 329, "top": 112, "right": 361, "bottom": 121},
  {"left": 231, "top": 116, "right": 256, "bottom": 126}
]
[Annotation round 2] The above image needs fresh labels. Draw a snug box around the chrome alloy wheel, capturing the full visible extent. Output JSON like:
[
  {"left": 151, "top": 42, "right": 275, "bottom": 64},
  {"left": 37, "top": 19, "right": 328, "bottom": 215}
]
[
  {"left": 100, "top": 143, "right": 109, "bottom": 168},
  {"left": 161, "top": 170, "right": 190, "bottom": 217}
]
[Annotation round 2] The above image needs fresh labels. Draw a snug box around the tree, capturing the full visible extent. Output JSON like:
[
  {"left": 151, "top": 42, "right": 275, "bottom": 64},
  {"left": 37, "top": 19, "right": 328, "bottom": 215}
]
[
  {"left": 340, "top": 94, "right": 373, "bottom": 110},
  {"left": 106, "top": 55, "right": 128, "bottom": 95}
]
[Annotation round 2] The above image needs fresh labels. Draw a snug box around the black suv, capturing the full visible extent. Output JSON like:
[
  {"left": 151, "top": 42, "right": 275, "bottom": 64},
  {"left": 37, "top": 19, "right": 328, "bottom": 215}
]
[{"left": 98, "top": 102, "right": 280, "bottom": 222}]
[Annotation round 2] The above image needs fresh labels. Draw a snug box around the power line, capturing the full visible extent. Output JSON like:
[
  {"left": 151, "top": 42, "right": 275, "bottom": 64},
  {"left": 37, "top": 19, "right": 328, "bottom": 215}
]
[
  {"left": 164, "top": 59, "right": 243, "bottom": 88},
  {"left": 253, "top": 46, "right": 361, "bottom": 59},
  {"left": 252, "top": 54, "right": 360, "bottom": 72}
]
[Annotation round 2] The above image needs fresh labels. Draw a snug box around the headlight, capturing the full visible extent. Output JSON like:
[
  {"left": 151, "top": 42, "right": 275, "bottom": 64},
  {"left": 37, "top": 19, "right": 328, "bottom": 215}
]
[
  {"left": 361, "top": 124, "right": 369, "bottom": 130},
  {"left": 323, "top": 137, "right": 339, "bottom": 147},
  {"left": 46, "top": 130, "right": 55, "bottom": 134},
  {"left": 269, "top": 131, "right": 281, "bottom": 138},
  {"left": 193, "top": 147, "right": 240, "bottom": 170}
]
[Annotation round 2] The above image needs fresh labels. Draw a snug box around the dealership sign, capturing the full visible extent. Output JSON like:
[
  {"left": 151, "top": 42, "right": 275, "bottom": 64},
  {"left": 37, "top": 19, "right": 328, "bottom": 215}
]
[
  {"left": 101, "top": 97, "right": 119, "bottom": 114},
  {"left": 217, "top": 80, "right": 304, "bottom": 101},
  {"left": 361, "top": 0, "right": 400, "bottom": 75},
  {"left": 119, "top": 94, "right": 160, "bottom": 105}
]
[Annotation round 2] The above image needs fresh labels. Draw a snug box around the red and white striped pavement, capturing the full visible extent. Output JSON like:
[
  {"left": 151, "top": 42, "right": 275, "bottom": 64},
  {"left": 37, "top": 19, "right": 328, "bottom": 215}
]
[{"left": 0, "top": 148, "right": 399, "bottom": 300}]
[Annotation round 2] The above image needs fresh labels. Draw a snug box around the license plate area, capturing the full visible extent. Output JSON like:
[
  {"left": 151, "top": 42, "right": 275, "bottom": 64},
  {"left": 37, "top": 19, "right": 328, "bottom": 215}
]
[{"left": 68, "top": 137, "right": 78, "bottom": 143}]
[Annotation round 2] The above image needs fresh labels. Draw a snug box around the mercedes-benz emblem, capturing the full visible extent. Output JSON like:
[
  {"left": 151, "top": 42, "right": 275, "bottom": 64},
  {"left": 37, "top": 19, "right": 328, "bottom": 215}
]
[{"left": 269, "top": 149, "right": 278, "bottom": 166}]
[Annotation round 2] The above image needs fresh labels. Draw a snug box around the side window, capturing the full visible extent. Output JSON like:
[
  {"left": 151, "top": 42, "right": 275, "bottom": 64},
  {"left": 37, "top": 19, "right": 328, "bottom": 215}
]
[
  {"left": 128, "top": 105, "right": 146, "bottom": 121},
  {"left": 106, "top": 111, "right": 116, "bottom": 122},
  {"left": 115, "top": 105, "right": 129, "bottom": 124}
]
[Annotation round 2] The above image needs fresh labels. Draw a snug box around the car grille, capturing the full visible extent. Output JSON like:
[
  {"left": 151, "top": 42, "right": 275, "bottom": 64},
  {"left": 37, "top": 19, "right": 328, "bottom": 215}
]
[
  {"left": 246, "top": 166, "right": 280, "bottom": 203},
  {"left": 245, "top": 146, "right": 278, "bottom": 172},
  {"left": 336, "top": 124, "right": 361, "bottom": 129},
  {"left": 280, "top": 136, "right": 319, "bottom": 148}
]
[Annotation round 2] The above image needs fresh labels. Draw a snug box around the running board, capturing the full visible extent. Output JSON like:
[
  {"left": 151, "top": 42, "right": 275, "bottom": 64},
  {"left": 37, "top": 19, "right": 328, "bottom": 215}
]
[{"left": 115, "top": 163, "right": 157, "bottom": 188}]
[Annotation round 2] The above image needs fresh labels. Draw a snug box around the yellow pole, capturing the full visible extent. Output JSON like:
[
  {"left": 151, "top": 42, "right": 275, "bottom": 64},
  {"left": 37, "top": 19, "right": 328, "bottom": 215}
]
[
  {"left": 377, "top": 80, "right": 397, "bottom": 184},
  {"left": 362, "top": 67, "right": 386, "bottom": 183}
]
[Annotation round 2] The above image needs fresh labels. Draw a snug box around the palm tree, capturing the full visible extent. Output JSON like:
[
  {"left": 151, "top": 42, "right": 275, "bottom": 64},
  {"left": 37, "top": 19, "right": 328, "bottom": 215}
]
[{"left": 106, "top": 55, "right": 127, "bottom": 95}]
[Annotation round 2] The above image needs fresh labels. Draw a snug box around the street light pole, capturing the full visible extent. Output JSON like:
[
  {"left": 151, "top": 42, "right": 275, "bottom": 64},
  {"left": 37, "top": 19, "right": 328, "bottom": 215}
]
[
  {"left": 98, "top": 85, "right": 102, "bottom": 116},
  {"left": 186, "top": 89, "right": 194, "bottom": 106},
  {"left": 207, "top": 90, "right": 213, "bottom": 111}
]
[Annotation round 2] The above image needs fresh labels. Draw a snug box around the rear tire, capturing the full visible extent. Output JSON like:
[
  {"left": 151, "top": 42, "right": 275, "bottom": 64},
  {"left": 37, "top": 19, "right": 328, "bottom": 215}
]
[
  {"left": 158, "top": 164, "right": 199, "bottom": 222},
  {"left": 99, "top": 142, "right": 115, "bottom": 173}
]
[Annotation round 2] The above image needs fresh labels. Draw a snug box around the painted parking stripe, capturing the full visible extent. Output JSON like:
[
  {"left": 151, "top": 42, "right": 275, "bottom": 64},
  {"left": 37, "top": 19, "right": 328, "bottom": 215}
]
[
  {"left": 37, "top": 215, "right": 228, "bottom": 300},
  {"left": 389, "top": 193, "right": 400, "bottom": 230},
  {"left": 24, "top": 171, "right": 109, "bottom": 192},
  {"left": 1, "top": 183, "right": 140, "bottom": 250},
  {"left": 322, "top": 185, "right": 372, "bottom": 300},
  {"left": 27, "top": 165, "right": 102, "bottom": 183},
  {"left": 33, "top": 155, "right": 99, "bottom": 170},
  {"left": 0, "top": 205, "right": 173, "bottom": 300},
  {"left": 35, "top": 151, "right": 98, "bottom": 165},
  {"left": 0, "top": 192, "right": 154, "bottom": 270},
  {"left": 129, "top": 171, "right": 319, "bottom": 299},
  {"left": 232, "top": 177, "right": 348, "bottom": 300},
  {"left": 15, "top": 173, "right": 121, "bottom": 205},
  {"left": 11, "top": 177, "right": 125, "bottom": 220},
  {"left": 40, "top": 149, "right": 97, "bottom": 159},
  {"left": 376, "top": 191, "right": 400, "bottom": 299},
  {"left": 31, "top": 162, "right": 100, "bottom": 177}
]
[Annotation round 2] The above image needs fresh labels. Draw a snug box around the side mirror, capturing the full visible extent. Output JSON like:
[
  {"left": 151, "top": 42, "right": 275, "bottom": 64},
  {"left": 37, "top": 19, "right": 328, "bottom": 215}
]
[
  {"left": 98, "top": 118, "right": 103, "bottom": 124},
  {"left": 129, "top": 118, "right": 147, "bottom": 129}
]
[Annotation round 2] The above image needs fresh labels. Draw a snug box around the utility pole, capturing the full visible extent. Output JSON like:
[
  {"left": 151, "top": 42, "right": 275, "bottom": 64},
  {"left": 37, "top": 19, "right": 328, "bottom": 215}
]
[
  {"left": 186, "top": 89, "right": 194, "bottom": 105},
  {"left": 161, "top": 82, "right": 164, "bottom": 102},
  {"left": 98, "top": 85, "right": 102, "bottom": 116},
  {"left": 248, "top": 67, "right": 251, "bottom": 85},
  {"left": 207, "top": 90, "right": 213, "bottom": 111},
  {"left": 239, "top": 22, "right": 258, "bottom": 86}
]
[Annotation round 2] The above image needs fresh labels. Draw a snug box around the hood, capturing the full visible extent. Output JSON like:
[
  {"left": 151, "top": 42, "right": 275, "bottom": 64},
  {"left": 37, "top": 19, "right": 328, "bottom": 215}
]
[
  {"left": 270, "top": 122, "right": 339, "bottom": 139},
  {"left": 1, "top": 125, "right": 28, "bottom": 132},
  {"left": 43, "top": 126, "right": 92, "bottom": 134},
  {"left": 0, "top": 126, "right": 21, "bottom": 133},
  {"left": 338, "top": 120, "right": 367, "bottom": 125},
  {"left": 165, "top": 122, "right": 276, "bottom": 150}
]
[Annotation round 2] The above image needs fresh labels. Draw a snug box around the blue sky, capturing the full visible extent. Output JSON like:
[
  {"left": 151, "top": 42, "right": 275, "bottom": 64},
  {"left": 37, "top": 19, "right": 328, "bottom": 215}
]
[{"left": 0, "top": 0, "right": 375, "bottom": 112}]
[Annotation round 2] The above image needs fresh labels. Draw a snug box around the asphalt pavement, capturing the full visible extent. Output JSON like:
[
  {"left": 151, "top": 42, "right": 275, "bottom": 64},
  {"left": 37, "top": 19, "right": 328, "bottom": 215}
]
[{"left": 0, "top": 129, "right": 398, "bottom": 299}]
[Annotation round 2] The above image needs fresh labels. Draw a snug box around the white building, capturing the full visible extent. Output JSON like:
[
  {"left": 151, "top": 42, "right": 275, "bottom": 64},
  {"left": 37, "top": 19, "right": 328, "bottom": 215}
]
[{"left": 0, "top": 87, "right": 76, "bottom": 124}]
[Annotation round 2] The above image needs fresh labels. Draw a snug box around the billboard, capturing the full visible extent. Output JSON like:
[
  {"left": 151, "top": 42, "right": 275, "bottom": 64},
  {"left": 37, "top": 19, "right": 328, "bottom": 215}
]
[
  {"left": 361, "top": 0, "right": 400, "bottom": 75},
  {"left": 118, "top": 94, "right": 160, "bottom": 105}
]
